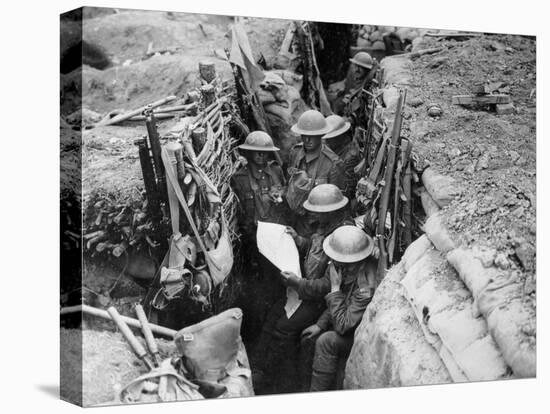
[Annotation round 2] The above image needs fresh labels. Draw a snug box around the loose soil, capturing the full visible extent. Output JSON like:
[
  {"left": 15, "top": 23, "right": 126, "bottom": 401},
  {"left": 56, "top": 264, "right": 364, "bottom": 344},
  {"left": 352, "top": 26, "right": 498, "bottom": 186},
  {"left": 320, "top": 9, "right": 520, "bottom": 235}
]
[{"left": 402, "top": 34, "right": 536, "bottom": 294}]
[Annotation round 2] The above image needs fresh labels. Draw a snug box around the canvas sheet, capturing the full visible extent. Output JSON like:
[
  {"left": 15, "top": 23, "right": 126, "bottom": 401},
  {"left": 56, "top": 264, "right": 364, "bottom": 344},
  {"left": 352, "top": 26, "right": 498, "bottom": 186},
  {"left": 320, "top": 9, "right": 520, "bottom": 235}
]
[{"left": 256, "top": 221, "right": 302, "bottom": 318}]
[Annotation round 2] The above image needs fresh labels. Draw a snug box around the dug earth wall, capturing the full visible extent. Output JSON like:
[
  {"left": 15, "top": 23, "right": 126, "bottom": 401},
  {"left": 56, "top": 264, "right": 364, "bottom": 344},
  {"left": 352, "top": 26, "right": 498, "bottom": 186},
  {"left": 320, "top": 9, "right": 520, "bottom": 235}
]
[{"left": 345, "top": 35, "right": 536, "bottom": 388}]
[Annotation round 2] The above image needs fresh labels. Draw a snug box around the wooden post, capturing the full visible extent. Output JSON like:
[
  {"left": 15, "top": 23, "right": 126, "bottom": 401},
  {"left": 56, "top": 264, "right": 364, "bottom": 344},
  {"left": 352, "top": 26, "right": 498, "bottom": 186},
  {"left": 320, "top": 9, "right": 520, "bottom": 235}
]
[
  {"left": 199, "top": 61, "right": 217, "bottom": 84},
  {"left": 192, "top": 127, "right": 207, "bottom": 154},
  {"left": 200, "top": 84, "right": 216, "bottom": 107}
]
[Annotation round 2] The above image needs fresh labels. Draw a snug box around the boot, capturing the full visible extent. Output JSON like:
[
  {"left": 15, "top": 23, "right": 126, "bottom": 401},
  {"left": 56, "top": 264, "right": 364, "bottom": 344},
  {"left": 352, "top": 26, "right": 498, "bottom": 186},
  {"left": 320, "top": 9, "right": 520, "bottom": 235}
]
[{"left": 310, "top": 369, "right": 335, "bottom": 392}]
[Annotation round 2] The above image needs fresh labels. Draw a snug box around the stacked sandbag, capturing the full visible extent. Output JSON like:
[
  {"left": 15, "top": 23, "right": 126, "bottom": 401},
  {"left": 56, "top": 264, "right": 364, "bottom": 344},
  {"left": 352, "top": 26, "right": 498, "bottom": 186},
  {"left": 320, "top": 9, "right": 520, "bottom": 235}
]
[
  {"left": 422, "top": 167, "right": 462, "bottom": 208},
  {"left": 356, "top": 25, "right": 424, "bottom": 50},
  {"left": 446, "top": 248, "right": 536, "bottom": 377},
  {"left": 400, "top": 248, "right": 510, "bottom": 382},
  {"left": 344, "top": 260, "right": 453, "bottom": 389},
  {"left": 257, "top": 70, "right": 307, "bottom": 164}
]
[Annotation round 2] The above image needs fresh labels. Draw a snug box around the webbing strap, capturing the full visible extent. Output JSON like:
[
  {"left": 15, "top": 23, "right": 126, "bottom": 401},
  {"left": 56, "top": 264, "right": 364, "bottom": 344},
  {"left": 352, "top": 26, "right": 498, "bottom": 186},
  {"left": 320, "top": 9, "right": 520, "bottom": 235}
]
[{"left": 161, "top": 148, "right": 221, "bottom": 272}]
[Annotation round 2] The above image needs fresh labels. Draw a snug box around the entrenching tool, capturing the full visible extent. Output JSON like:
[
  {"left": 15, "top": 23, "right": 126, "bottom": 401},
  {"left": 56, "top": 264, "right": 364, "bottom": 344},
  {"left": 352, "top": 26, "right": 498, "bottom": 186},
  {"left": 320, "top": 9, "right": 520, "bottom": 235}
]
[
  {"left": 107, "top": 306, "right": 155, "bottom": 371},
  {"left": 134, "top": 304, "right": 162, "bottom": 367}
]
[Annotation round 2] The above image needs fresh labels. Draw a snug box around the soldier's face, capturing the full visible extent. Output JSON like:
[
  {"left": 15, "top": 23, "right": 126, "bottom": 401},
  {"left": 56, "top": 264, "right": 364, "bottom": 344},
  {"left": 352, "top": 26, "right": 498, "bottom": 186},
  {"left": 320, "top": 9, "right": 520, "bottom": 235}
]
[
  {"left": 302, "top": 135, "right": 323, "bottom": 153},
  {"left": 353, "top": 64, "right": 368, "bottom": 80},
  {"left": 250, "top": 150, "right": 268, "bottom": 167}
]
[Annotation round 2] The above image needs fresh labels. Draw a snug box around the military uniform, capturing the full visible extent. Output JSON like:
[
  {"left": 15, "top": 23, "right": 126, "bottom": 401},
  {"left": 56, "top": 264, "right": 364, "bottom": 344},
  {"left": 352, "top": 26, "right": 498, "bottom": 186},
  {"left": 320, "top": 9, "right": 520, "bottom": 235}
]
[
  {"left": 232, "top": 160, "right": 290, "bottom": 239},
  {"left": 250, "top": 211, "right": 353, "bottom": 394},
  {"left": 329, "top": 138, "right": 362, "bottom": 199},
  {"left": 286, "top": 143, "right": 346, "bottom": 237},
  {"left": 232, "top": 160, "right": 291, "bottom": 350},
  {"left": 288, "top": 143, "right": 346, "bottom": 190},
  {"left": 296, "top": 258, "right": 377, "bottom": 391}
]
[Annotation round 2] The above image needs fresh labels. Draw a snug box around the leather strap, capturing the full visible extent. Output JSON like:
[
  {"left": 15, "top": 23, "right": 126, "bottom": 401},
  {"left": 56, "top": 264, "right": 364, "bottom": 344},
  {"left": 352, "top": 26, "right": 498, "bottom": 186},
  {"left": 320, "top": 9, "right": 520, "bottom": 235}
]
[{"left": 161, "top": 148, "right": 221, "bottom": 272}]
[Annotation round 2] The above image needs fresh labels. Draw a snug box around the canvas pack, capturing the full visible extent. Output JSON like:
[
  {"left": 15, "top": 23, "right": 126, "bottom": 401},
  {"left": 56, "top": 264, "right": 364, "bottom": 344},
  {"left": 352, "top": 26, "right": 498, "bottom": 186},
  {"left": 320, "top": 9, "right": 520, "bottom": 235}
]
[{"left": 60, "top": 5, "right": 536, "bottom": 407}]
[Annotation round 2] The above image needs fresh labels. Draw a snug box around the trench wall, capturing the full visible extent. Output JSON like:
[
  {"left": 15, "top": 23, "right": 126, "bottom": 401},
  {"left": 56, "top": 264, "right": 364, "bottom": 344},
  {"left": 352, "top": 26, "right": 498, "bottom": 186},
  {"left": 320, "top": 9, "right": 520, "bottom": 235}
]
[{"left": 344, "top": 43, "right": 535, "bottom": 389}]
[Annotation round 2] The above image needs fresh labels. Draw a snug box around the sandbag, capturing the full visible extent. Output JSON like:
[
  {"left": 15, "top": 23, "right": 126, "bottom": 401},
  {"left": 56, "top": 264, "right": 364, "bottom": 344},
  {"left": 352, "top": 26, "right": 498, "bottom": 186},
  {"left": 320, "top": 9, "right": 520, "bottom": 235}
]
[
  {"left": 380, "top": 55, "right": 413, "bottom": 86},
  {"left": 446, "top": 248, "right": 536, "bottom": 378},
  {"left": 422, "top": 167, "right": 460, "bottom": 208},
  {"left": 400, "top": 250, "right": 509, "bottom": 382},
  {"left": 446, "top": 248, "right": 496, "bottom": 312},
  {"left": 419, "top": 186, "right": 441, "bottom": 218},
  {"left": 382, "top": 86, "right": 401, "bottom": 112},
  {"left": 438, "top": 344, "right": 468, "bottom": 382},
  {"left": 175, "top": 308, "right": 245, "bottom": 382},
  {"left": 401, "top": 234, "right": 434, "bottom": 272},
  {"left": 486, "top": 299, "right": 536, "bottom": 378},
  {"left": 423, "top": 212, "right": 456, "bottom": 253},
  {"left": 270, "top": 69, "right": 304, "bottom": 93}
]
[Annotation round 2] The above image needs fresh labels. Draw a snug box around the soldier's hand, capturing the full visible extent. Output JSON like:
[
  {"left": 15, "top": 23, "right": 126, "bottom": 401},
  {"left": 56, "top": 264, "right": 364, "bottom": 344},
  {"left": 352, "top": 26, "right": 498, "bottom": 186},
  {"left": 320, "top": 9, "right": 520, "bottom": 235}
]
[
  {"left": 301, "top": 324, "right": 322, "bottom": 340},
  {"left": 280, "top": 271, "right": 300, "bottom": 288},
  {"left": 284, "top": 226, "right": 298, "bottom": 241},
  {"left": 329, "top": 262, "right": 342, "bottom": 292}
]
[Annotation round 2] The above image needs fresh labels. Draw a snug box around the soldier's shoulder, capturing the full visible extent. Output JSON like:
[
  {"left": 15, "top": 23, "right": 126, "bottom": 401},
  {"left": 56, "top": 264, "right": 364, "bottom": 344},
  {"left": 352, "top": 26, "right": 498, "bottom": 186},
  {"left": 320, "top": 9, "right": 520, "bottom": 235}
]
[
  {"left": 322, "top": 145, "right": 344, "bottom": 166},
  {"left": 267, "top": 160, "right": 283, "bottom": 170},
  {"left": 321, "top": 144, "right": 341, "bottom": 160},
  {"left": 232, "top": 166, "right": 249, "bottom": 182},
  {"left": 289, "top": 143, "right": 304, "bottom": 164}
]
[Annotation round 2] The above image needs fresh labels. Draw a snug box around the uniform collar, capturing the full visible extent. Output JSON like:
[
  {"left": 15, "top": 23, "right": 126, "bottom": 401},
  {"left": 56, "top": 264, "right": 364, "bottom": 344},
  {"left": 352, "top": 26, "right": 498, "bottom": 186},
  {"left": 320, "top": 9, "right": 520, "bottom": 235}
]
[
  {"left": 296, "top": 145, "right": 324, "bottom": 164},
  {"left": 248, "top": 162, "right": 272, "bottom": 180}
]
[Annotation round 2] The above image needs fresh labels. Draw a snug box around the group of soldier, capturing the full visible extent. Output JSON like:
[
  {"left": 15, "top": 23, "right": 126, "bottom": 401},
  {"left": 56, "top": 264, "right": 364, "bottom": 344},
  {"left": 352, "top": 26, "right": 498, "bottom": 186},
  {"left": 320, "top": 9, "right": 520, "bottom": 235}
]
[{"left": 231, "top": 52, "right": 379, "bottom": 394}]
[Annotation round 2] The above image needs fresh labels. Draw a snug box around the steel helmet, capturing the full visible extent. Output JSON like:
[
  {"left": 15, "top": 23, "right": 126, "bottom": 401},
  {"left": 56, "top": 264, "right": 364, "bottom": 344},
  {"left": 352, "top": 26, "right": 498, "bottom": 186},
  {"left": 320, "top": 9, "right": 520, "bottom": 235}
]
[
  {"left": 323, "top": 115, "right": 351, "bottom": 139},
  {"left": 238, "top": 131, "right": 280, "bottom": 151},
  {"left": 323, "top": 225, "right": 374, "bottom": 263},
  {"left": 303, "top": 183, "right": 349, "bottom": 213},
  {"left": 349, "top": 51, "right": 374, "bottom": 70},
  {"left": 291, "top": 110, "right": 331, "bottom": 136}
]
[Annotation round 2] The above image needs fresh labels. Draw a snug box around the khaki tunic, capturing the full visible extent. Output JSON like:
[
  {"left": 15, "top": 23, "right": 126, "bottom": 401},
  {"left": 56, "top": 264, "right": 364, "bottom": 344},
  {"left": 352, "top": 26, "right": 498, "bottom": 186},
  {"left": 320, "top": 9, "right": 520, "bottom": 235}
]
[{"left": 232, "top": 161, "right": 290, "bottom": 238}]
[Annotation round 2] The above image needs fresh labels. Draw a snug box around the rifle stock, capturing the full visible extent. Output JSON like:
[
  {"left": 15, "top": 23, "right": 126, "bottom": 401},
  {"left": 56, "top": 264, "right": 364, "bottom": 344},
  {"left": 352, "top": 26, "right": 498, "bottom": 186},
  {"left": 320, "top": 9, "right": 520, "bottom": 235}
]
[{"left": 376, "top": 88, "right": 407, "bottom": 285}]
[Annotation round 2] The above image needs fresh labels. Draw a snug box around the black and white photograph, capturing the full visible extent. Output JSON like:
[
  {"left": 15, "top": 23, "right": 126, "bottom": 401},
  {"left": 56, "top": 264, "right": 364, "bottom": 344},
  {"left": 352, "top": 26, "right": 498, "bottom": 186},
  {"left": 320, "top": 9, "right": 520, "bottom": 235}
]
[{"left": 56, "top": 2, "right": 538, "bottom": 409}]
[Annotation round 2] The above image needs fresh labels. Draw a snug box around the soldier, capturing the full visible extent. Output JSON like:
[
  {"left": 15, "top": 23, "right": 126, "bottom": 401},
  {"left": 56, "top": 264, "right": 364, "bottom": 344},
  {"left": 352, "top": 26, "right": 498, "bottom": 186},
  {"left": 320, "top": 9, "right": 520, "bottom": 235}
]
[
  {"left": 334, "top": 51, "right": 378, "bottom": 118},
  {"left": 288, "top": 110, "right": 346, "bottom": 237},
  {"left": 281, "top": 225, "right": 376, "bottom": 391},
  {"left": 232, "top": 130, "right": 290, "bottom": 240},
  {"left": 231, "top": 131, "right": 291, "bottom": 342},
  {"left": 251, "top": 184, "right": 353, "bottom": 394},
  {"left": 323, "top": 115, "right": 362, "bottom": 200}
]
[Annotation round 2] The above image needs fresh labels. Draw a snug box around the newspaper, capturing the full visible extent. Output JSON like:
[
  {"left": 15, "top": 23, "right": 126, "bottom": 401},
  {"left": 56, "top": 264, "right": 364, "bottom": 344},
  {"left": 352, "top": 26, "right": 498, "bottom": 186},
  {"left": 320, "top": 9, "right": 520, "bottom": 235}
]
[{"left": 256, "top": 221, "right": 302, "bottom": 318}]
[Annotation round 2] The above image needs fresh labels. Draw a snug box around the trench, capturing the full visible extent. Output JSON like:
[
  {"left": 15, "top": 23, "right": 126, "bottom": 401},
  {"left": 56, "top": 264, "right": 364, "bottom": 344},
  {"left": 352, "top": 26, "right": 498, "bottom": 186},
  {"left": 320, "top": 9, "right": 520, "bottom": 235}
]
[{"left": 60, "top": 22, "right": 440, "bottom": 401}]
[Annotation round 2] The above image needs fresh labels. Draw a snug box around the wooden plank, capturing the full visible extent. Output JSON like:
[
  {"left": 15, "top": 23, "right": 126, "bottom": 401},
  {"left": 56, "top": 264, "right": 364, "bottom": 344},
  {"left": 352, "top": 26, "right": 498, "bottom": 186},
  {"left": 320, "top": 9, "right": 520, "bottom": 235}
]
[
  {"left": 496, "top": 103, "right": 515, "bottom": 115},
  {"left": 60, "top": 304, "right": 177, "bottom": 338},
  {"left": 425, "top": 32, "right": 482, "bottom": 38},
  {"left": 452, "top": 94, "right": 511, "bottom": 105},
  {"left": 95, "top": 95, "right": 177, "bottom": 127}
]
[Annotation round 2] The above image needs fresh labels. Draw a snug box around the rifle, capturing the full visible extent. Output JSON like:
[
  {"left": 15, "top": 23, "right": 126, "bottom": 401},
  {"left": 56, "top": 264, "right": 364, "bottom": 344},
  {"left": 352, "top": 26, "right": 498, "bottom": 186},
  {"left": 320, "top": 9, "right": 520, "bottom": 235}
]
[
  {"left": 360, "top": 91, "right": 383, "bottom": 176},
  {"left": 400, "top": 146, "right": 413, "bottom": 250},
  {"left": 144, "top": 106, "right": 167, "bottom": 204},
  {"left": 387, "top": 138, "right": 411, "bottom": 263},
  {"left": 376, "top": 88, "right": 407, "bottom": 285},
  {"left": 231, "top": 62, "right": 283, "bottom": 166},
  {"left": 134, "top": 136, "right": 161, "bottom": 223}
]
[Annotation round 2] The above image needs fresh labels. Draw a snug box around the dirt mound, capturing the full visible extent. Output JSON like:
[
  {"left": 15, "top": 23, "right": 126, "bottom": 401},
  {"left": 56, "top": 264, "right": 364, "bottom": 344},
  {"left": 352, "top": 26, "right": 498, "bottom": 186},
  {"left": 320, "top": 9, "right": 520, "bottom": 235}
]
[
  {"left": 61, "top": 328, "right": 177, "bottom": 406},
  {"left": 401, "top": 33, "right": 535, "bottom": 287},
  {"left": 83, "top": 9, "right": 232, "bottom": 63}
]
